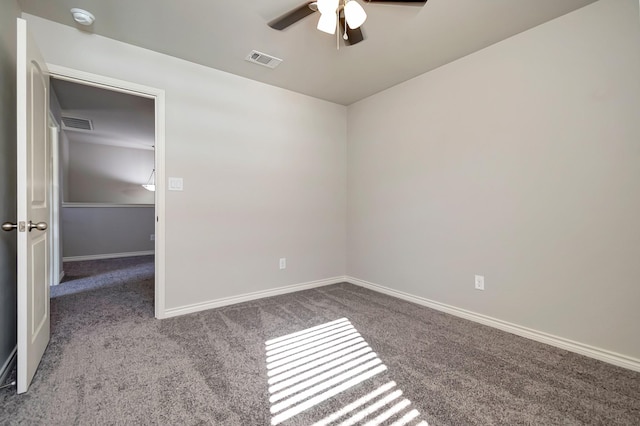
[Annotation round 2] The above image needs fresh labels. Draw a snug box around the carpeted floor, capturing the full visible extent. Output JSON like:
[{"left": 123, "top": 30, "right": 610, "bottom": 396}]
[
  {"left": 1, "top": 259, "right": 639, "bottom": 425},
  {"left": 52, "top": 255, "right": 155, "bottom": 298}
]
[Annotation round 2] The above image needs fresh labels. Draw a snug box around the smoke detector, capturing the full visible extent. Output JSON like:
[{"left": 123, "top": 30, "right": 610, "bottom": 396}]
[{"left": 70, "top": 8, "right": 95, "bottom": 26}]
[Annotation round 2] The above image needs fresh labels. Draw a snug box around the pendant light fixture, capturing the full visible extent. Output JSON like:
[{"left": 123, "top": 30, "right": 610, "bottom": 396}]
[{"left": 142, "top": 169, "right": 155, "bottom": 192}]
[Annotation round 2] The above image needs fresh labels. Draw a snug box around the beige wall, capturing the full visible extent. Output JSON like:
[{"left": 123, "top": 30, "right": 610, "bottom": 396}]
[
  {"left": 0, "top": 0, "right": 21, "bottom": 379},
  {"left": 24, "top": 14, "right": 347, "bottom": 310},
  {"left": 347, "top": 0, "right": 640, "bottom": 360}
]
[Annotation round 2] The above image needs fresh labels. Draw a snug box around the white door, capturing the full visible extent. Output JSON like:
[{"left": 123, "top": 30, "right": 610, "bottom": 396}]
[{"left": 16, "top": 17, "right": 51, "bottom": 394}]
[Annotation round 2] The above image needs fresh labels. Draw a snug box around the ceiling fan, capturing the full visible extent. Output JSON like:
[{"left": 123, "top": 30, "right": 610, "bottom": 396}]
[{"left": 268, "top": 0, "right": 427, "bottom": 47}]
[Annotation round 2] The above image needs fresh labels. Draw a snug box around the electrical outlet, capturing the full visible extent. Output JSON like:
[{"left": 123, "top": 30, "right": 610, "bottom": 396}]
[
  {"left": 279, "top": 258, "right": 286, "bottom": 270},
  {"left": 475, "top": 275, "right": 485, "bottom": 290},
  {"left": 150, "top": 234, "right": 155, "bottom": 241}
]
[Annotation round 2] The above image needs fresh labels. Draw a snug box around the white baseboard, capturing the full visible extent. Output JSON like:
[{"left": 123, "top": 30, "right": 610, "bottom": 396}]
[
  {"left": 63, "top": 251, "right": 155, "bottom": 262},
  {"left": 0, "top": 346, "right": 17, "bottom": 386},
  {"left": 162, "top": 276, "right": 347, "bottom": 319},
  {"left": 347, "top": 276, "right": 640, "bottom": 373}
]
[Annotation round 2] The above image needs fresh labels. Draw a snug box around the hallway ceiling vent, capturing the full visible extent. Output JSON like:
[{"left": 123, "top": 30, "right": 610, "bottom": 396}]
[
  {"left": 244, "top": 50, "right": 283, "bottom": 69},
  {"left": 61, "top": 116, "right": 93, "bottom": 131}
]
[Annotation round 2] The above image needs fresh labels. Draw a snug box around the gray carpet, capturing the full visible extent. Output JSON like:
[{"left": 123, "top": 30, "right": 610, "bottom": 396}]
[
  {"left": 1, "top": 261, "right": 639, "bottom": 425},
  {"left": 52, "top": 255, "right": 155, "bottom": 298}
]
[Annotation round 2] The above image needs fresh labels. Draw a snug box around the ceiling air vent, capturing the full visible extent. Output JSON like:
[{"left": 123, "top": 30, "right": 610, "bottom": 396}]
[
  {"left": 245, "top": 50, "right": 283, "bottom": 69},
  {"left": 61, "top": 116, "right": 93, "bottom": 131}
]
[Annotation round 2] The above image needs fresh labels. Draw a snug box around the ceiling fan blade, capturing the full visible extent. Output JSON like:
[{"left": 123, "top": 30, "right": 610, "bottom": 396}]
[
  {"left": 340, "top": 17, "right": 365, "bottom": 46},
  {"left": 268, "top": 2, "right": 317, "bottom": 30}
]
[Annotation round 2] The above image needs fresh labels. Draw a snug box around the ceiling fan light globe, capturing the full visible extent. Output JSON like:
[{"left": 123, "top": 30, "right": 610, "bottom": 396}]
[
  {"left": 344, "top": 0, "right": 367, "bottom": 29},
  {"left": 317, "top": 12, "right": 337, "bottom": 34},
  {"left": 317, "top": 0, "right": 339, "bottom": 14}
]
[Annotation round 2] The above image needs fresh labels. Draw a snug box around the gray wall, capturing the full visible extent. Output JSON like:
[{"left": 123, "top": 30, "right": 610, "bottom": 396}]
[
  {"left": 347, "top": 0, "right": 640, "bottom": 360},
  {"left": 62, "top": 139, "right": 155, "bottom": 260},
  {"left": 0, "top": 0, "right": 21, "bottom": 379},
  {"left": 62, "top": 206, "right": 155, "bottom": 259},
  {"left": 66, "top": 140, "right": 154, "bottom": 204}
]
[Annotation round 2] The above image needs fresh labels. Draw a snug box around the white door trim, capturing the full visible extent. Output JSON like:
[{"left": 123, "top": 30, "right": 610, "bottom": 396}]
[
  {"left": 48, "top": 113, "right": 61, "bottom": 285},
  {"left": 46, "top": 64, "right": 167, "bottom": 319}
]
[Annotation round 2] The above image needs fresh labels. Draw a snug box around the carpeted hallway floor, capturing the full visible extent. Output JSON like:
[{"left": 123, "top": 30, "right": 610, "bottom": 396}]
[
  {"left": 52, "top": 255, "right": 155, "bottom": 298},
  {"left": 1, "top": 259, "right": 639, "bottom": 425}
]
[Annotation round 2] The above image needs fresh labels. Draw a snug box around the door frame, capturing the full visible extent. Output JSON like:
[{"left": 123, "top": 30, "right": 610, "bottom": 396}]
[
  {"left": 47, "top": 64, "right": 167, "bottom": 319},
  {"left": 48, "top": 113, "right": 61, "bottom": 286}
]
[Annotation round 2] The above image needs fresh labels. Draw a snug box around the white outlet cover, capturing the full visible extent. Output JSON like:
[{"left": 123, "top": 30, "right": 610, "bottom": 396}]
[
  {"left": 475, "top": 275, "right": 485, "bottom": 290},
  {"left": 279, "top": 258, "right": 286, "bottom": 269}
]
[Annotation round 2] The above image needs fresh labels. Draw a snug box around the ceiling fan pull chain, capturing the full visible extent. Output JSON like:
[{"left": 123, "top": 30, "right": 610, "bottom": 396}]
[{"left": 342, "top": 0, "right": 348, "bottom": 41}]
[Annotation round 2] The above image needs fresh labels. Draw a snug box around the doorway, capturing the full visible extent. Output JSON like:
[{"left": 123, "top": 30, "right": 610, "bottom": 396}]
[{"left": 47, "top": 65, "right": 166, "bottom": 318}]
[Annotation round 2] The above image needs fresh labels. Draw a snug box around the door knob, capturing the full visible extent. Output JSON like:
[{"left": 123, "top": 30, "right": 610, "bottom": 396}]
[
  {"left": 2, "top": 222, "right": 17, "bottom": 232},
  {"left": 27, "top": 221, "right": 47, "bottom": 232}
]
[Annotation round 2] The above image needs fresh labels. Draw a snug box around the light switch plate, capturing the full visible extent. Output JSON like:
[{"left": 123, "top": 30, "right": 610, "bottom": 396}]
[
  {"left": 475, "top": 275, "right": 485, "bottom": 290},
  {"left": 168, "top": 177, "right": 183, "bottom": 191}
]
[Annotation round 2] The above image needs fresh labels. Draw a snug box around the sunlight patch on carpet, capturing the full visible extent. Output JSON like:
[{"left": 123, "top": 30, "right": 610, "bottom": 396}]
[{"left": 265, "top": 318, "right": 428, "bottom": 425}]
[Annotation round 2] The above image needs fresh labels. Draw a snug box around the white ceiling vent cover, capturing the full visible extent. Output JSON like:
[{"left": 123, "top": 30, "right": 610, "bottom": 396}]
[
  {"left": 245, "top": 50, "right": 283, "bottom": 69},
  {"left": 61, "top": 116, "right": 93, "bottom": 131}
]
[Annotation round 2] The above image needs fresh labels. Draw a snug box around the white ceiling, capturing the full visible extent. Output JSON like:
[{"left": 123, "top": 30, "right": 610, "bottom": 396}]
[{"left": 22, "top": 0, "right": 597, "bottom": 105}]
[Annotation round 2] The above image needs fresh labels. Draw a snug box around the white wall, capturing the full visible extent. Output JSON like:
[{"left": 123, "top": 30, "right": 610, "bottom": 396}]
[
  {"left": 65, "top": 140, "right": 154, "bottom": 204},
  {"left": 24, "top": 14, "right": 348, "bottom": 310},
  {"left": 348, "top": 0, "right": 640, "bottom": 360}
]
